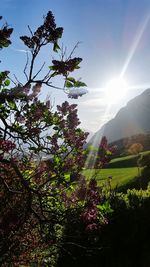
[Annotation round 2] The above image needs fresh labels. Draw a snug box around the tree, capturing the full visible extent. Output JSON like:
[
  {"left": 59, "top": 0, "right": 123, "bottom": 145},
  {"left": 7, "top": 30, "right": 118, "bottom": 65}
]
[
  {"left": 128, "top": 143, "right": 143, "bottom": 177},
  {"left": 138, "top": 152, "right": 150, "bottom": 187},
  {"left": 128, "top": 143, "right": 143, "bottom": 156},
  {"left": 0, "top": 12, "right": 109, "bottom": 266},
  {"left": 138, "top": 152, "right": 150, "bottom": 168}
]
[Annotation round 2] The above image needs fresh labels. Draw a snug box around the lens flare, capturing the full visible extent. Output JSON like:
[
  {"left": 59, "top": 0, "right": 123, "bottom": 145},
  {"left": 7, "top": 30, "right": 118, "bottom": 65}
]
[{"left": 105, "top": 77, "right": 129, "bottom": 104}]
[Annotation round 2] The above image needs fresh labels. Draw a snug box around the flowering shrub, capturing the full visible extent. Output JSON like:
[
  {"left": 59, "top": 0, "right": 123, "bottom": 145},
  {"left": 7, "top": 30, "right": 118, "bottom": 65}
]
[
  {"left": 0, "top": 139, "right": 16, "bottom": 152},
  {"left": 85, "top": 136, "right": 116, "bottom": 169},
  {"left": 94, "top": 136, "right": 116, "bottom": 168},
  {"left": 61, "top": 176, "right": 111, "bottom": 236},
  {"left": 0, "top": 12, "right": 112, "bottom": 266}
]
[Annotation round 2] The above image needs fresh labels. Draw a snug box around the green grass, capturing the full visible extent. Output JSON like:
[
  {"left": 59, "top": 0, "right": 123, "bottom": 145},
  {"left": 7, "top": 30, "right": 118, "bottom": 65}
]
[
  {"left": 82, "top": 167, "right": 139, "bottom": 189},
  {"left": 82, "top": 150, "right": 150, "bottom": 190}
]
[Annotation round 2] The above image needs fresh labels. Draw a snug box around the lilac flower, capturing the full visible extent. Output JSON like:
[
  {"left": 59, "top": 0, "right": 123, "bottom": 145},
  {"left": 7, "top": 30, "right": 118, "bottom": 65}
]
[
  {"left": 81, "top": 207, "right": 98, "bottom": 223},
  {"left": 86, "top": 223, "right": 98, "bottom": 232}
]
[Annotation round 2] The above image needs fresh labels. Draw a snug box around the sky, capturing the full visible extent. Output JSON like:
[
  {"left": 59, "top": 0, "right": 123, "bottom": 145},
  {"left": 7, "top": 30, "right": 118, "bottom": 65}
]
[{"left": 1, "top": 0, "right": 150, "bottom": 136}]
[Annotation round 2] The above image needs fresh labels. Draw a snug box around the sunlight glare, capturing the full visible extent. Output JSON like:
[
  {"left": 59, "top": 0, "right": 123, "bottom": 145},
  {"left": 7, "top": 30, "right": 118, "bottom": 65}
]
[
  {"left": 105, "top": 77, "right": 129, "bottom": 104},
  {"left": 120, "top": 13, "right": 150, "bottom": 77}
]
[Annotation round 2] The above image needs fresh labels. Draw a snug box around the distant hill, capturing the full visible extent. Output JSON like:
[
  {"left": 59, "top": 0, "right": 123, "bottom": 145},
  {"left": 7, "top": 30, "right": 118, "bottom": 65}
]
[{"left": 89, "top": 89, "right": 150, "bottom": 146}]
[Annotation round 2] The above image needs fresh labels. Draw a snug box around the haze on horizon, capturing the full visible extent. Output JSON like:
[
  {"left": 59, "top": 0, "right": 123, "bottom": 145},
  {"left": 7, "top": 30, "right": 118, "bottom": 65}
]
[{"left": 1, "top": 0, "right": 150, "bottom": 133}]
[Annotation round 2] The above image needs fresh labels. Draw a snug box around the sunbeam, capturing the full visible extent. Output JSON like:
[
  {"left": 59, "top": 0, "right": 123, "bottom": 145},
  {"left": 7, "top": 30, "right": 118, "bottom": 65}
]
[
  {"left": 84, "top": 104, "right": 112, "bottom": 169},
  {"left": 120, "top": 13, "right": 150, "bottom": 77}
]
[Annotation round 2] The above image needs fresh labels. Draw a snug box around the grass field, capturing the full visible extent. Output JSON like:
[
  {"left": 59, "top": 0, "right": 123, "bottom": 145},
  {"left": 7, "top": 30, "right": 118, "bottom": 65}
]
[
  {"left": 82, "top": 167, "right": 139, "bottom": 189},
  {"left": 82, "top": 150, "right": 150, "bottom": 190}
]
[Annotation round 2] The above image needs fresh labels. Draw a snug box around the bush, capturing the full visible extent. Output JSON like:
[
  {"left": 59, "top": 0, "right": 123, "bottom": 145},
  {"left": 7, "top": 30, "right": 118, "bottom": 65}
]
[
  {"left": 58, "top": 188, "right": 150, "bottom": 267},
  {"left": 107, "top": 155, "right": 139, "bottom": 168},
  {"left": 138, "top": 152, "right": 150, "bottom": 168},
  {"left": 0, "top": 12, "right": 91, "bottom": 266}
]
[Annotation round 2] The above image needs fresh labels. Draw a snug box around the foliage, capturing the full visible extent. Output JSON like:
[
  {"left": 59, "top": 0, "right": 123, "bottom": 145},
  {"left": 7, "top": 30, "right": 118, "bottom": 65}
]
[
  {"left": 109, "top": 134, "right": 150, "bottom": 157},
  {"left": 128, "top": 142, "right": 143, "bottom": 155},
  {"left": 58, "top": 187, "right": 150, "bottom": 267},
  {"left": 138, "top": 152, "right": 150, "bottom": 168},
  {"left": 136, "top": 152, "right": 150, "bottom": 189},
  {"left": 108, "top": 155, "right": 139, "bottom": 168},
  {"left": 127, "top": 143, "right": 143, "bottom": 178},
  {"left": 0, "top": 16, "right": 13, "bottom": 49},
  {"left": 0, "top": 12, "right": 110, "bottom": 266},
  {"left": 2, "top": 11, "right": 148, "bottom": 267}
]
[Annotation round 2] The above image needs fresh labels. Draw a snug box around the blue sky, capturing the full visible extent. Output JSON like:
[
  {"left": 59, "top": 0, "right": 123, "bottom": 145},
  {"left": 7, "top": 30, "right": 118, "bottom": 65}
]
[{"left": 1, "top": 0, "right": 150, "bottom": 134}]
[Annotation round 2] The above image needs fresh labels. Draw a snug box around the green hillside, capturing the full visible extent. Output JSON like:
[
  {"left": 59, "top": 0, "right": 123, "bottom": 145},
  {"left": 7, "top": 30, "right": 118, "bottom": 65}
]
[
  {"left": 83, "top": 150, "right": 150, "bottom": 190},
  {"left": 82, "top": 167, "right": 138, "bottom": 189}
]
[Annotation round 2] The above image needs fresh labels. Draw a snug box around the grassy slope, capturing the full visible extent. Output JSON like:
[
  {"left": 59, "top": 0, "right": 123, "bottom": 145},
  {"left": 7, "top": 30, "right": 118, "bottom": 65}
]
[
  {"left": 83, "top": 151, "right": 150, "bottom": 189},
  {"left": 82, "top": 167, "right": 138, "bottom": 188}
]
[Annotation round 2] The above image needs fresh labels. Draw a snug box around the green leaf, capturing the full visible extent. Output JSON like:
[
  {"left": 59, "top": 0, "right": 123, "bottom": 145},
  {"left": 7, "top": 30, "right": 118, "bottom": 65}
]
[
  {"left": 74, "top": 80, "right": 87, "bottom": 87},
  {"left": 60, "top": 146, "right": 67, "bottom": 153},
  {"left": 8, "top": 101, "right": 16, "bottom": 109},
  {"left": 3, "top": 40, "right": 11, "bottom": 48},
  {"left": 97, "top": 202, "right": 113, "bottom": 214},
  {"left": 64, "top": 174, "right": 70, "bottom": 182},
  {"left": 75, "top": 65, "right": 80, "bottom": 69},
  {"left": 53, "top": 42, "right": 60, "bottom": 52},
  {"left": 53, "top": 126, "right": 59, "bottom": 130},
  {"left": 65, "top": 80, "right": 74, "bottom": 88},
  {"left": 49, "top": 65, "right": 57, "bottom": 71},
  {"left": 75, "top": 57, "right": 82, "bottom": 65},
  {"left": 4, "top": 79, "right": 10, "bottom": 86},
  {"left": 54, "top": 156, "right": 61, "bottom": 166},
  {"left": 106, "top": 150, "right": 112, "bottom": 155},
  {"left": 66, "top": 77, "right": 76, "bottom": 83}
]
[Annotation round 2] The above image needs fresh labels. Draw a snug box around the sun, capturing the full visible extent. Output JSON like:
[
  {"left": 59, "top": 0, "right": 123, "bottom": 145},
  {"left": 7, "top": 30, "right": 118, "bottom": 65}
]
[{"left": 104, "top": 77, "right": 129, "bottom": 104}]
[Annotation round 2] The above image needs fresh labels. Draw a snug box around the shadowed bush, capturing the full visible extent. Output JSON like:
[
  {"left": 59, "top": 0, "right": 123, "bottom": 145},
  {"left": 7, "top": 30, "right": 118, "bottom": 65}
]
[
  {"left": 107, "top": 155, "right": 139, "bottom": 168},
  {"left": 57, "top": 188, "right": 150, "bottom": 267}
]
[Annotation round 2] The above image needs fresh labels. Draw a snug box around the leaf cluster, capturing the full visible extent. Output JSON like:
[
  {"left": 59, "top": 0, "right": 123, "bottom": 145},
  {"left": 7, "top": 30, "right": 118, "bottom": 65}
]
[
  {"left": 20, "top": 11, "right": 63, "bottom": 53},
  {"left": 0, "top": 16, "right": 13, "bottom": 49},
  {"left": 0, "top": 11, "right": 90, "bottom": 266}
]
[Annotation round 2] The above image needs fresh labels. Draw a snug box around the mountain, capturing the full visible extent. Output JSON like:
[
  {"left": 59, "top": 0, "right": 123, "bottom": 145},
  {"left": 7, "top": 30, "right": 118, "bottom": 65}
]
[{"left": 89, "top": 89, "right": 150, "bottom": 146}]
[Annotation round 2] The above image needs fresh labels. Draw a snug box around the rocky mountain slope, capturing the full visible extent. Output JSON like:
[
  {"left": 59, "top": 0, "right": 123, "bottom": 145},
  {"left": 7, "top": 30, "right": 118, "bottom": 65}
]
[{"left": 89, "top": 89, "right": 150, "bottom": 146}]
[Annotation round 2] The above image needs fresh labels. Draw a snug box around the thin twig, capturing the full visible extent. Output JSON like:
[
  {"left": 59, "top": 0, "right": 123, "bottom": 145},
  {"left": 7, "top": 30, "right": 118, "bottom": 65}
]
[
  {"left": 8, "top": 76, "right": 17, "bottom": 86},
  {"left": 43, "top": 69, "right": 51, "bottom": 81},
  {"left": 28, "top": 25, "right": 33, "bottom": 36},
  {"left": 32, "top": 62, "right": 46, "bottom": 80},
  {"left": 33, "top": 80, "right": 65, "bottom": 91},
  {"left": 68, "top": 41, "right": 81, "bottom": 60},
  {"left": 60, "top": 43, "right": 67, "bottom": 61},
  {"left": 13, "top": 74, "right": 23, "bottom": 85},
  {"left": 23, "top": 51, "right": 29, "bottom": 80}
]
